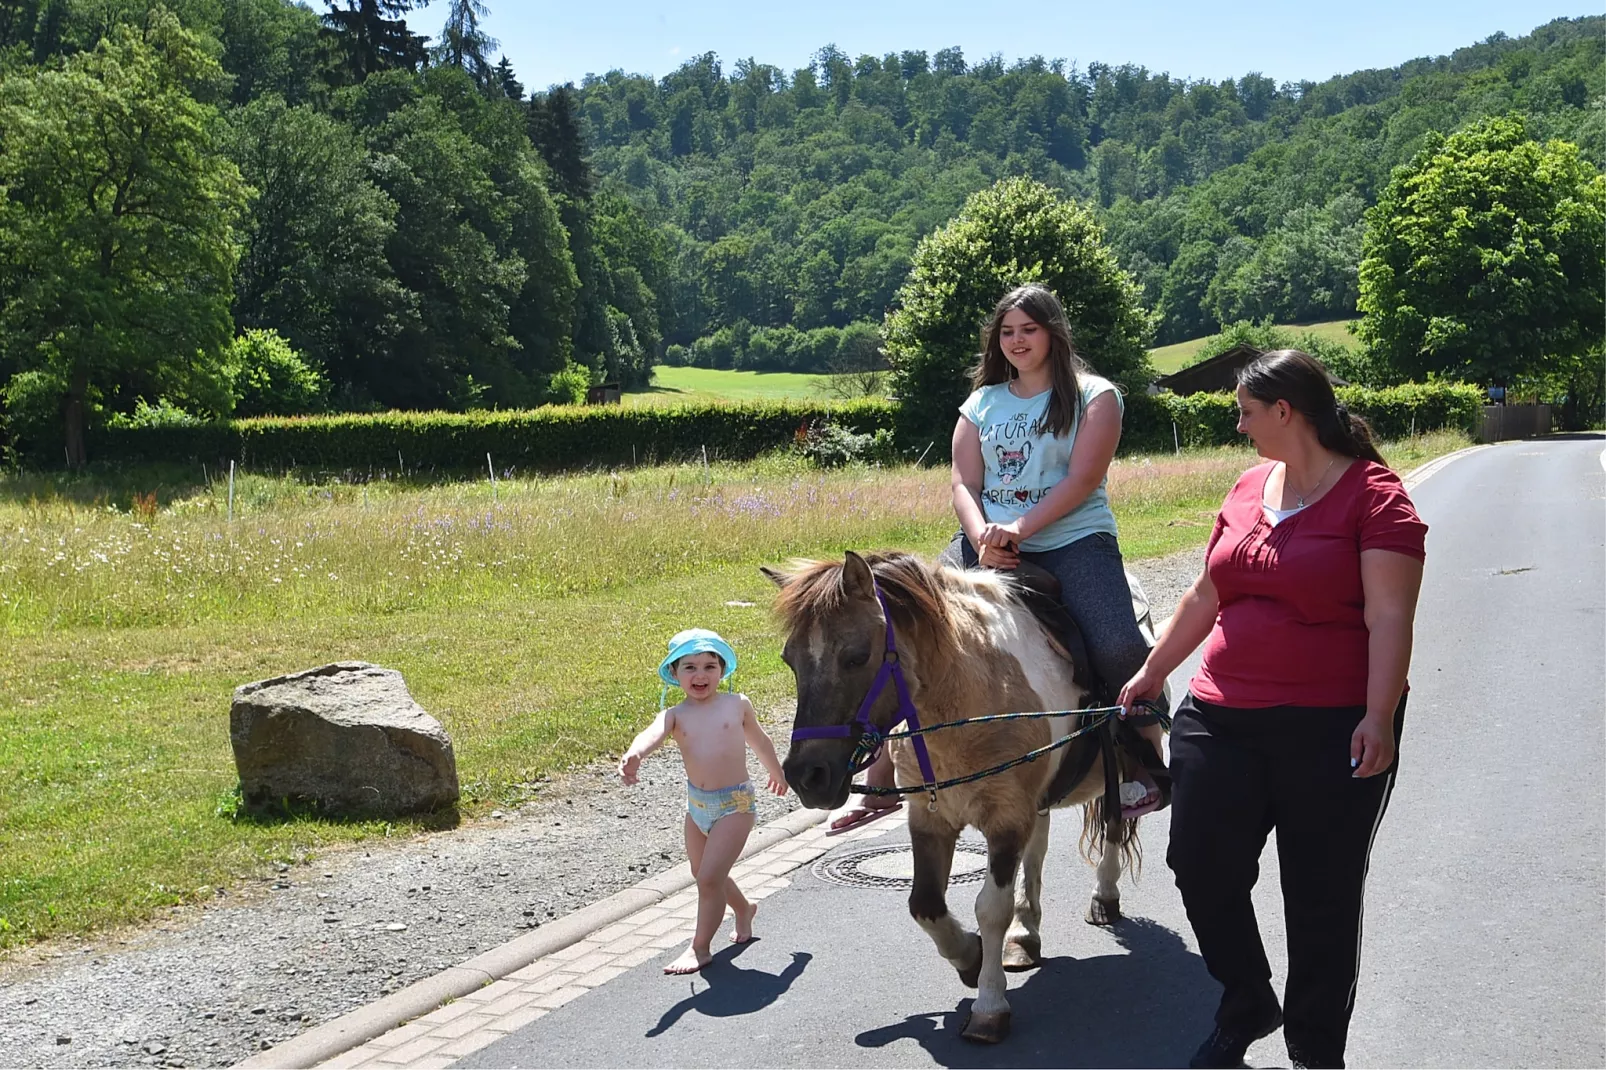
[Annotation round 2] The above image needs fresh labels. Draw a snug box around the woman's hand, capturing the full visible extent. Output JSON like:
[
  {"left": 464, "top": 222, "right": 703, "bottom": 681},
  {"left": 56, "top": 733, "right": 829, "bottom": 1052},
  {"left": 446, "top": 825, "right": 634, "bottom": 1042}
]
[
  {"left": 1117, "top": 663, "right": 1167, "bottom": 716},
  {"left": 1350, "top": 713, "right": 1396, "bottom": 778},
  {"left": 977, "top": 520, "right": 1026, "bottom": 548}
]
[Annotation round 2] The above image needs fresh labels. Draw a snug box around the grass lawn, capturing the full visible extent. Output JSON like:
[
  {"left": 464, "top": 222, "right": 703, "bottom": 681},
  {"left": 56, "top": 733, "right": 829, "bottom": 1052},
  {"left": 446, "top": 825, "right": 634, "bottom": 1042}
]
[
  {"left": 630, "top": 324, "right": 1360, "bottom": 404},
  {"left": 1148, "top": 319, "right": 1358, "bottom": 376},
  {"left": 625, "top": 366, "right": 840, "bottom": 405},
  {"left": 0, "top": 430, "right": 1466, "bottom": 952}
]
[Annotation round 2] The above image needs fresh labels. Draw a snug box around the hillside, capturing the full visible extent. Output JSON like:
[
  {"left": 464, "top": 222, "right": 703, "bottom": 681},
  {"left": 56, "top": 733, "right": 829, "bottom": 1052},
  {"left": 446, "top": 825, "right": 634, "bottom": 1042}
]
[{"left": 573, "top": 17, "right": 1601, "bottom": 352}]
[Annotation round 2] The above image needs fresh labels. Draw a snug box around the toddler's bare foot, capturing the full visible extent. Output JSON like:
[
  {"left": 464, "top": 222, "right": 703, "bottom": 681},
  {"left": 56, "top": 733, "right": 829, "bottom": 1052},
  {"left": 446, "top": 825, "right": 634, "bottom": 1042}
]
[
  {"left": 731, "top": 901, "right": 757, "bottom": 944},
  {"left": 664, "top": 944, "right": 711, "bottom": 975}
]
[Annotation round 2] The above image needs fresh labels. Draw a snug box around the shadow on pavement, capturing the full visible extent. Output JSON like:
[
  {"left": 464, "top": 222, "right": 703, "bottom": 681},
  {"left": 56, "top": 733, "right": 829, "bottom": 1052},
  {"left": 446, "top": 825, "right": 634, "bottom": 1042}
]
[
  {"left": 854, "top": 918, "right": 1218, "bottom": 1068},
  {"left": 647, "top": 945, "right": 812, "bottom": 1038}
]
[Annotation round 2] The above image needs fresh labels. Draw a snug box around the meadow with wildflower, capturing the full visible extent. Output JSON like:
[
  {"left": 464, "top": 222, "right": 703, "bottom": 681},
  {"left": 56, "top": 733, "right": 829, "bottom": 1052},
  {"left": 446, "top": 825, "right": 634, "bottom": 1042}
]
[{"left": 0, "top": 431, "right": 1467, "bottom": 949}]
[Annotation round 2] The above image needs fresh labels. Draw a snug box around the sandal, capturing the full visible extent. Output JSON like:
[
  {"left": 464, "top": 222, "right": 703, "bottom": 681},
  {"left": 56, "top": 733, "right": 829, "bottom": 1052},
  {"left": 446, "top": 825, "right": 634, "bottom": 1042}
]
[{"left": 826, "top": 802, "right": 902, "bottom": 836}]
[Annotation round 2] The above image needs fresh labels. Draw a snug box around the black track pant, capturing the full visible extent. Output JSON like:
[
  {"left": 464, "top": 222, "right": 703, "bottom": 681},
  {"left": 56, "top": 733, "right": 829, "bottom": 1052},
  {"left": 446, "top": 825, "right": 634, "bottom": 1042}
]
[{"left": 1166, "top": 692, "right": 1406, "bottom": 1066}]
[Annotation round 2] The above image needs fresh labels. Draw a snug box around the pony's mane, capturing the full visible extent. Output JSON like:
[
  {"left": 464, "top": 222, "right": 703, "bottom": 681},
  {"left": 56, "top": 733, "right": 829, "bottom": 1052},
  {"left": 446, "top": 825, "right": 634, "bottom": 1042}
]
[{"left": 772, "top": 551, "right": 1006, "bottom": 663}]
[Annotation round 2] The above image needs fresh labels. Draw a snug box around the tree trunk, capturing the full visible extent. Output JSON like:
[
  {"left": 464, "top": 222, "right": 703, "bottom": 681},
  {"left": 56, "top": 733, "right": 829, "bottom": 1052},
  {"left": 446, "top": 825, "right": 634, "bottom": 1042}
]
[{"left": 63, "top": 370, "right": 88, "bottom": 469}]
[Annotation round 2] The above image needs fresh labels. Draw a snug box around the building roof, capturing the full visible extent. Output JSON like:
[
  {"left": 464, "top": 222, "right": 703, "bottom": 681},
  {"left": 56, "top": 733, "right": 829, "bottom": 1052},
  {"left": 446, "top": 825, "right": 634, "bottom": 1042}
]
[
  {"left": 1152, "top": 343, "right": 1349, "bottom": 396},
  {"left": 1152, "top": 344, "right": 1265, "bottom": 396}
]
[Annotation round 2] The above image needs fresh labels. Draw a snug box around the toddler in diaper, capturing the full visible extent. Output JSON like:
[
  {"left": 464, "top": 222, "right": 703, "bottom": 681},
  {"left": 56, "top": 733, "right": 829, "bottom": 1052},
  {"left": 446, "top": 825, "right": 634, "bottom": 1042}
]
[{"left": 619, "top": 629, "right": 788, "bottom": 974}]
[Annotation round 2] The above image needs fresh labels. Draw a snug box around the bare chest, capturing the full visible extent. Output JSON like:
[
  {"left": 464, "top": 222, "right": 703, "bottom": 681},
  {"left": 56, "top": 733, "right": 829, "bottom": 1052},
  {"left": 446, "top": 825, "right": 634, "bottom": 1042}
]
[{"left": 672, "top": 710, "right": 744, "bottom": 749}]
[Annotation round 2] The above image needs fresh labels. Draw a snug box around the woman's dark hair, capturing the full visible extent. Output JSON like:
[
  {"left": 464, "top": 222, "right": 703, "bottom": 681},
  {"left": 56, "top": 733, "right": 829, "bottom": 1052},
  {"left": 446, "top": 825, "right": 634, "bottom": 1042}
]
[
  {"left": 1237, "top": 349, "right": 1386, "bottom": 465},
  {"left": 970, "top": 283, "right": 1090, "bottom": 437}
]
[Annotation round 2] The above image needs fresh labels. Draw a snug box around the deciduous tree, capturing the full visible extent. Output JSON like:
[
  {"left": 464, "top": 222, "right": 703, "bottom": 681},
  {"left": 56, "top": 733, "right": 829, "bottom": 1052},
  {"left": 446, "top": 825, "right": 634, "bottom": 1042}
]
[
  {"left": 0, "top": 8, "right": 247, "bottom": 464},
  {"left": 223, "top": 93, "right": 409, "bottom": 400},
  {"left": 1356, "top": 115, "right": 1605, "bottom": 394},
  {"left": 883, "top": 177, "right": 1152, "bottom": 450}
]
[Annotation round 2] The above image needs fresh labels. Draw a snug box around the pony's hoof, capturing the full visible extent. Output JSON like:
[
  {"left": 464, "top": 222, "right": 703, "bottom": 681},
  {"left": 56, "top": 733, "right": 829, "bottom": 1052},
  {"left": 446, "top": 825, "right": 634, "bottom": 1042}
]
[
  {"left": 961, "top": 1010, "right": 1012, "bottom": 1044},
  {"left": 956, "top": 934, "right": 983, "bottom": 988},
  {"left": 1085, "top": 895, "right": 1121, "bottom": 926},
  {"left": 1002, "top": 937, "right": 1041, "bottom": 971}
]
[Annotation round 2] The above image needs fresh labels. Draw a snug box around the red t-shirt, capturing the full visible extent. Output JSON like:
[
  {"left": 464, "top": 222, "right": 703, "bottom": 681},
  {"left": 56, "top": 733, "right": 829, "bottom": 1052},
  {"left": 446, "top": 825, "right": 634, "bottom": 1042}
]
[{"left": 1191, "top": 459, "right": 1428, "bottom": 709}]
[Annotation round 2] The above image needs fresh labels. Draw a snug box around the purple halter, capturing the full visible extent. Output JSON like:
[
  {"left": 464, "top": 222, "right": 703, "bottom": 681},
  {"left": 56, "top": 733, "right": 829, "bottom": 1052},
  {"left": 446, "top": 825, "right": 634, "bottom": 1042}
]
[{"left": 789, "top": 583, "right": 939, "bottom": 802}]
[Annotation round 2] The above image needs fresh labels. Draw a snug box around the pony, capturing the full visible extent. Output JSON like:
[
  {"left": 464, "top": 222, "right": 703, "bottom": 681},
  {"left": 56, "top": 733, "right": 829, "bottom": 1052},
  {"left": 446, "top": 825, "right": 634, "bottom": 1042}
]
[{"left": 764, "top": 550, "right": 1150, "bottom": 1044}]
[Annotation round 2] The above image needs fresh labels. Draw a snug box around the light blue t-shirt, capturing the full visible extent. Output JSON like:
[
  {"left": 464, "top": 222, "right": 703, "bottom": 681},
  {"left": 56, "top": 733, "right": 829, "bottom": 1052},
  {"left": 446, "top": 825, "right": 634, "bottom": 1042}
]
[{"left": 958, "top": 375, "right": 1121, "bottom": 552}]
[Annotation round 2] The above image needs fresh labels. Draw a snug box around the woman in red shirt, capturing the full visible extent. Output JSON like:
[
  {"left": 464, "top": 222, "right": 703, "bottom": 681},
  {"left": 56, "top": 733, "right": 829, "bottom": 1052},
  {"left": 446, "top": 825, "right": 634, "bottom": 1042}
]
[{"left": 1119, "top": 350, "right": 1427, "bottom": 1070}]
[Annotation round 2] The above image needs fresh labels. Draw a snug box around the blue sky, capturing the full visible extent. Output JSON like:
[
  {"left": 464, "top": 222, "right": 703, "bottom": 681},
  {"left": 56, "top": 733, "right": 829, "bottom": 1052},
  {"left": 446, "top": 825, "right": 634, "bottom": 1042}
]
[{"left": 411, "top": 1, "right": 1584, "bottom": 92}]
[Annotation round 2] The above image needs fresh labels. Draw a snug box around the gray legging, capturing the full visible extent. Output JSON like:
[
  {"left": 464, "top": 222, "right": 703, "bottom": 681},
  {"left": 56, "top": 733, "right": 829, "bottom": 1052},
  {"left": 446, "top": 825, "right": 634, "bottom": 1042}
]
[{"left": 939, "top": 530, "right": 1155, "bottom": 705}]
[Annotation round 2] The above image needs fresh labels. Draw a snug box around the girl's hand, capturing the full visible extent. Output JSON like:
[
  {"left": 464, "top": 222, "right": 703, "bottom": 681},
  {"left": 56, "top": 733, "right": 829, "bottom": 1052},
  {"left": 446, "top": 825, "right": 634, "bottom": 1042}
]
[
  {"left": 977, "top": 520, "right": 1025, "bottom": 548},
  {"left": 618, "top": 753, "right": 641, "bottom": 786},
  {"left": 1117, "top": 665, "right": 1166, "bottom": 717},
  {"left": 1350, "top": 713, "right": 1396, "bottom": 778},
  {"left": 977, "top": 542, "right": 1019, "bottom": 570},
  {"left": 767, "top": 772, "right": 789, "bottom": 796}
]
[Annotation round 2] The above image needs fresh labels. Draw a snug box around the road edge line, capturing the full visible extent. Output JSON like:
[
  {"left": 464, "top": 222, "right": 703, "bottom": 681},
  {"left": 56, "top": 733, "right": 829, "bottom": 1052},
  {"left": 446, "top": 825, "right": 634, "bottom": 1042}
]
[
  {"left": 237, "top": 805, "right": 829, "bottom": 1069},
  {"left": 1402, "top": 442, "right": 1493, "bottom": 492}
]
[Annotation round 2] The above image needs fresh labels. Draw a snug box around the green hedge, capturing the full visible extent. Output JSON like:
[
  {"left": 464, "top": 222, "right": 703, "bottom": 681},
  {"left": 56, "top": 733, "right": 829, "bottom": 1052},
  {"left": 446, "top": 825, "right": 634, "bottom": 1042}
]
[
  {"left": 1135, "top": 381, "right": 1482, "bottom": 450},
  {"left": 1335, "top": 382, "right": 1484, "bottom": 439},
  {"left": 78, "top": 382, "right": 1480, "bottom": 473},
  {"left": 87, "top": 400, "right": 898, "bottom": 473}
]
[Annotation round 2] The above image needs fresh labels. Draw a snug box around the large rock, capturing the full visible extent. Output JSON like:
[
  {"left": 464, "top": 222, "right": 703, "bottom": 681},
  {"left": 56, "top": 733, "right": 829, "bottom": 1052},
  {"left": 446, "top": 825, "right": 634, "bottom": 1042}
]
[{"left": 230, "top": 662, "right": 459, "bottom": 817}]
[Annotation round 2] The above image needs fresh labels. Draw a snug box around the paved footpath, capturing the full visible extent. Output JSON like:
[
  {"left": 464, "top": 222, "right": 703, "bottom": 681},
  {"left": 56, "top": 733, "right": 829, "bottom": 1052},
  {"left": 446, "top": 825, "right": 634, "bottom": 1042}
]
[{"left": 259, "top": 437, "right": 1604, "bottom": 1070}]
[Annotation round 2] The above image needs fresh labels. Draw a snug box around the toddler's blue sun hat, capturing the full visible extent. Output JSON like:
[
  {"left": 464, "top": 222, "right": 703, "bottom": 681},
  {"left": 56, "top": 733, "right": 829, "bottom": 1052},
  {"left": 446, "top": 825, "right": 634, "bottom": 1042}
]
[{"left": 658, "top": 628, "right": 738, "bottom": 688}]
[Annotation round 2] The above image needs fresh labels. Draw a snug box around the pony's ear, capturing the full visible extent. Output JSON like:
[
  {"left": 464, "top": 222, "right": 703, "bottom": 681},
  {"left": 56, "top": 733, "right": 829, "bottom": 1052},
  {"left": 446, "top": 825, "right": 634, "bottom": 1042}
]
[
  {"left": 759, "top": 565, "right": 788, "bottom": 588},
  {"left": 841, "top": 551, "right": 875, "bottom": 601}
]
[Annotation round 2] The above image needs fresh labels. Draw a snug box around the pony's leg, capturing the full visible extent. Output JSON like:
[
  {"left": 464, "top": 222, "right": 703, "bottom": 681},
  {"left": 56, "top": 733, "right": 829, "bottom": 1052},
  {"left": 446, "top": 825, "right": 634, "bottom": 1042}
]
[
  {"left": 907, "top": 819, "right": 979, "bottom": 985},
  {"left": 1004, "top": 812, "right": 1049, "bottom": 970},
  {"left": 1087, "top": 808, "right": 1125, "bottom": 926},
  {"left": 963, "top": 827, "right": 1024, "bottom": 1044}
]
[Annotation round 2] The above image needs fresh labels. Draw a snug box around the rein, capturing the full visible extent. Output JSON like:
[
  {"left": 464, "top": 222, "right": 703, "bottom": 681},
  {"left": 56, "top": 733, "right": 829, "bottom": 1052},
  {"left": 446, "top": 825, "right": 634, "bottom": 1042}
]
[
  {"left": 848, "top": 705, "right": 1123, "bottom": 798},
  {"left": 787, "top": 578, "right": 1146, "bottom": 811}
]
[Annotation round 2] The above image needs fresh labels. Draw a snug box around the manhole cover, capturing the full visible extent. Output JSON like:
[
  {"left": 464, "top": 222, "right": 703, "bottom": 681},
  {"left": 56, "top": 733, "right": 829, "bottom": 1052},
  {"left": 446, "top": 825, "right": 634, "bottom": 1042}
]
[{"left": 812, "top": 842, "right": 990, "bottom": 889}]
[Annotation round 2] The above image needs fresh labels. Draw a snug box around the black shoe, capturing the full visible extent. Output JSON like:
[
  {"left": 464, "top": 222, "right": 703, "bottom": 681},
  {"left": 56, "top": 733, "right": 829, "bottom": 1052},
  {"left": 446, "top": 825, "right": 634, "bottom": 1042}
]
[
  {"left": 1188, "top": 1011, "right": 1284, "bottom": 1069},
  {"left": 1287, "top": 1043, "right": 1342, "bottom": 1069}
]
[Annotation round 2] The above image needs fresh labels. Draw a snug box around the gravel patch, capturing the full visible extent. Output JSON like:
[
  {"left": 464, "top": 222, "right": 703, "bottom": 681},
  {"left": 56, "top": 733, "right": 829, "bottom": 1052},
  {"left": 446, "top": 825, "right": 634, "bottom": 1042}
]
[{"left": 0, "top": 549, "right": 1204, "bottom": 1069}]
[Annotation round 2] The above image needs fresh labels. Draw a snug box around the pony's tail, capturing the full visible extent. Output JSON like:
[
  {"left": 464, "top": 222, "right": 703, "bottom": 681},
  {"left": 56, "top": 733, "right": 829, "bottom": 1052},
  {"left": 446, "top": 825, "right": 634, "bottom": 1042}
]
[{"left": 1079, "top": 797, "right": 1143, "bottom": 880}]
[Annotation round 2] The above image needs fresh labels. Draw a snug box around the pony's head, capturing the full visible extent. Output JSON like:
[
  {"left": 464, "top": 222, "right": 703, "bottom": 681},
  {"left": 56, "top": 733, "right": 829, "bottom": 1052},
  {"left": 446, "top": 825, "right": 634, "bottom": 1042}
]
[{"left": 762, "top": 551, "right": 955, "bottom": 809}]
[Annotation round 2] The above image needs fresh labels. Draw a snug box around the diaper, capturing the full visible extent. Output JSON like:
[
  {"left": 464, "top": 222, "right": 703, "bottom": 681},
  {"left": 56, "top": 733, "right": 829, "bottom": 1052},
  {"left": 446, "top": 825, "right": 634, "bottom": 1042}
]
[{"left": 686, "top": 780, "right": 757, "bottom": 834}]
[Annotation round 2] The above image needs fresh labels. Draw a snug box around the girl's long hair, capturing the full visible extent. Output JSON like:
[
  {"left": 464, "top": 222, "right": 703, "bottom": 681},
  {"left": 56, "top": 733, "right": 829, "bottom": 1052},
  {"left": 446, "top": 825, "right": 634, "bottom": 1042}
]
[
  {"left": 1238, "top": 349, "right": 1386, "bottom": 465},
  {"left": 970, "top": 283, "right": 1090, "bottom": 438}
]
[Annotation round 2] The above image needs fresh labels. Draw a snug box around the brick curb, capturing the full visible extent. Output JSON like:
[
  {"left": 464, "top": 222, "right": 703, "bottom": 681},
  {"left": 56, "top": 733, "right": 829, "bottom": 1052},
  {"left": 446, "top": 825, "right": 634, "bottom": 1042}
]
[{"left": 238, "top": 805, "right": 830, "bottom": 1069}]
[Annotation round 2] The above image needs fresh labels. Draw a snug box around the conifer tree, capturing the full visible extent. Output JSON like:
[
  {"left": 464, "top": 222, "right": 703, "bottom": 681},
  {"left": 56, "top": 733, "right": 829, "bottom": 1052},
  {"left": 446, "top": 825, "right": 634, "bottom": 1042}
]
[
  {"left": 494, "top": 54, "right": 521, "bottom": 100},
  {"left": 526, "top": 84, "right": 593, "bottom": 200},
  {"left": 434, "top": 0, "right": 496, "bottom": 89},
  {"left": 322, "top": 0, "right": 426, "bottom": 82}
]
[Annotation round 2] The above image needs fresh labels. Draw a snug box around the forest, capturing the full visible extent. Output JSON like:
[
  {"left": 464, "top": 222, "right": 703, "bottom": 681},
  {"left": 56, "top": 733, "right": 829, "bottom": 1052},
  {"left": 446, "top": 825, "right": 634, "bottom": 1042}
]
[{"left": 0, "top": 1, "right": 1598, "bottom": 457}]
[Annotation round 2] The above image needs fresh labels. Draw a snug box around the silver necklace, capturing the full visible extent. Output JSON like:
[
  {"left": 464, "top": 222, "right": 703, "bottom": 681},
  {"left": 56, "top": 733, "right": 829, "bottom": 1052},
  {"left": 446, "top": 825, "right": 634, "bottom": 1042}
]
[{"left": 1289, "top": 456, "right": 1337, "bottom": 507}]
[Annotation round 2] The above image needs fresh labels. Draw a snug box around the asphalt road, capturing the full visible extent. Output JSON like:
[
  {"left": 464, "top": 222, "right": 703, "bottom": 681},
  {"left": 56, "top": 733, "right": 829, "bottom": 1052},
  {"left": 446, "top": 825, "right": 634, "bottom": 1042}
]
[{"left": 465, "top": 437, "right": 1605, "bottom": 1069}]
